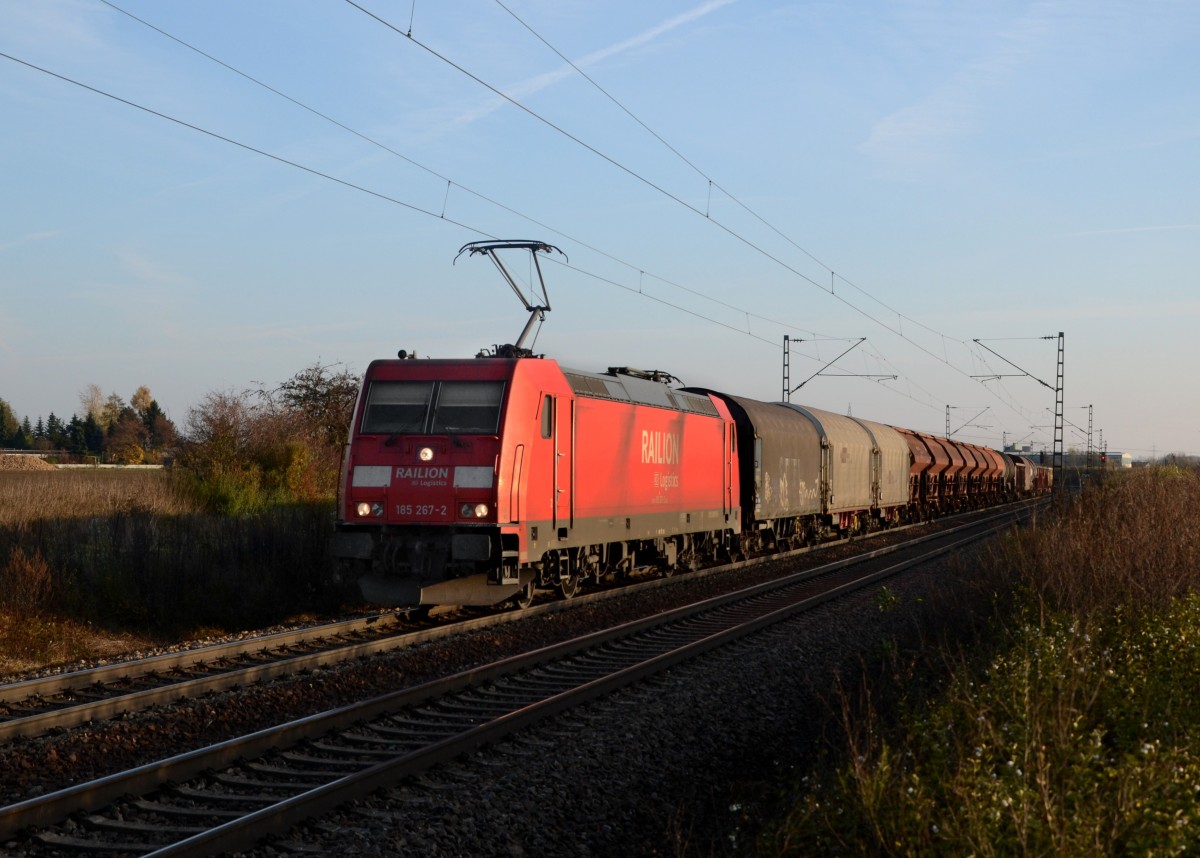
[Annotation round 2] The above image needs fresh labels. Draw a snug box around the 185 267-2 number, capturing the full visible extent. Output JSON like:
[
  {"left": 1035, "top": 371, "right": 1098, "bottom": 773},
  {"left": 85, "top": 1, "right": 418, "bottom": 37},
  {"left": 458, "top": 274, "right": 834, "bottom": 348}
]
[{"left": 396, "top": 504, "right": 448, "bottom": 516}]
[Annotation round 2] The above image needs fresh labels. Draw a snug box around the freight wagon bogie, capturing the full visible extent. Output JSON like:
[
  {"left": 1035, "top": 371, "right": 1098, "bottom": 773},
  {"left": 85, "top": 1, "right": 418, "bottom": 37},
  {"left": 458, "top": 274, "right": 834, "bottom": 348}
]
[{"left": 744, "top": 515, "right": 818, "bottom": 554}]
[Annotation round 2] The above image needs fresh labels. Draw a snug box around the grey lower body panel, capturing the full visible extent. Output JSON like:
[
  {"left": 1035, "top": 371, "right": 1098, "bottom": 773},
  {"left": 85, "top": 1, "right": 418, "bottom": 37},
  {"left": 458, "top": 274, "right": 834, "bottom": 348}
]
[
  {"left": 526, "top": 507, "right": 735, "bottom": 559},
  {"left": 358, "top": 570, "right": 534, "bottom": 607}
]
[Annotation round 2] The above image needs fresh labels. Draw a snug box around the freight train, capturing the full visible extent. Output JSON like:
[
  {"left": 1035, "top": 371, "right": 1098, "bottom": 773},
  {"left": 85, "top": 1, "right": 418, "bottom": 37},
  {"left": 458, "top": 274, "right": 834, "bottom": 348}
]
[
  {"left": 331, "top": 241, "right": 1050, "bottom": 608},
  {"left": 331, "top": 355, "right": 1051, "bottom": 608}
]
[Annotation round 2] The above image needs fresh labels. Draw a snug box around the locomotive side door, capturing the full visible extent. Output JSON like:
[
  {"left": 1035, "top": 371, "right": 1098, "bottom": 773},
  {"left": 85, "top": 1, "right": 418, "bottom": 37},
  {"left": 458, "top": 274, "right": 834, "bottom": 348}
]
[
  {"left": 552, "top": 394, "right": 574, "bottom": 537},
  {"left": 725, "top": 423, "right": 733, "bottom": 518}
]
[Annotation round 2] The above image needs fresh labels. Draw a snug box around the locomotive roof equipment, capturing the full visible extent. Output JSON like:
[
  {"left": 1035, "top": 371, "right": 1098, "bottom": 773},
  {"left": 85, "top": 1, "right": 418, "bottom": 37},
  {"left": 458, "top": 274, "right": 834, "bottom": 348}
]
[{"left": 454, "top": 239, "right": 566, "bottom": 359}]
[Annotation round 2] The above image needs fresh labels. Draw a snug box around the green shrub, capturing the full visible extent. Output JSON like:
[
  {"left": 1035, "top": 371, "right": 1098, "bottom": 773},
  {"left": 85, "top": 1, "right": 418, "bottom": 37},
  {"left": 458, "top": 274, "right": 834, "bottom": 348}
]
[
  {"left": 761, "top": 468, "right": 1200, "bottom": 857},
  {"left": 770, "top": 600, "right": 1200, "bottom": 857}
]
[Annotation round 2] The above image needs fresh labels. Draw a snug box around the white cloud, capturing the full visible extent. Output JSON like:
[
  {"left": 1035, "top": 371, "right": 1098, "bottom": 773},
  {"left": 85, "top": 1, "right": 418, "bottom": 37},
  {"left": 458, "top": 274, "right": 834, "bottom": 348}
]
[
  {"left": 0, "top": 0, "right": 108, "bottom": 56},
  {"left": 0, "top": 231, "right": 59, "bottom": 254},
  {"left": 860, "top": 0, "right": 1145, "bottom": 176},
  {"left": 440, "top": 0, "right": 736, "bottom": 132},
  {"left": 117, "top": 249, "right": 187, "bottom": 287}
]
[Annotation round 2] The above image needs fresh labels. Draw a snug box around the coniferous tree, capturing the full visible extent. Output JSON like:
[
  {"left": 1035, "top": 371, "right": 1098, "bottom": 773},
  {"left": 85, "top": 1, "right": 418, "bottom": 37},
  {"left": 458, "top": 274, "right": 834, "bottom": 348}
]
[
  {"left": 15, "top": 416, "right": 33, "bottom": 450},
  {"left": 46, "top": 413, "right": 65, "bottom": 449},
  {"left": 82, "top": 413, "right": 104, "bottom": 456},
  {"left": 144, "top": 401, "right": 177, "bottom": 453},
  {"left": 66, "top": 415, "right": 88, "bottom": 454}
]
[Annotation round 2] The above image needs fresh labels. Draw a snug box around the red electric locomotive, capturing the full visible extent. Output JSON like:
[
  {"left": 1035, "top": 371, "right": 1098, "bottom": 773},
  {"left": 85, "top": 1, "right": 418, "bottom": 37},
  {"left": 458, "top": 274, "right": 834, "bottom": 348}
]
[
  {"left": 332, "top": 357, "right": 739, "bottom": 607},
  {"left": 332, "top": 240, "right": 740, "bottom": 607}
]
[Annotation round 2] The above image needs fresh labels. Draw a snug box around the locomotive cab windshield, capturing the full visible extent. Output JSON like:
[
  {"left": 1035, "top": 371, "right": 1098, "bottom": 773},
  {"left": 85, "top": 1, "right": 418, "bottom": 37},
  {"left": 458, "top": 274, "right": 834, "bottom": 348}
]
[{"left": 362, "top": 380, "right": 505, "bottom": 436}]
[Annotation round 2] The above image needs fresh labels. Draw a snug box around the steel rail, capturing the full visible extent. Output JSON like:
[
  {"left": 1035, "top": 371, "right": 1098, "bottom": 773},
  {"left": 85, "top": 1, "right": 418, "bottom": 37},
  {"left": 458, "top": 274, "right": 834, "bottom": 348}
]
[
  {"left": 0, "top": 612, "right": 410, "bottom": 702},
  {"left": 142, "top": 516, "right": 1036, "bottom": 857},
  {"left": 0, "top": 613, "right": 430, "bottom": 740}
]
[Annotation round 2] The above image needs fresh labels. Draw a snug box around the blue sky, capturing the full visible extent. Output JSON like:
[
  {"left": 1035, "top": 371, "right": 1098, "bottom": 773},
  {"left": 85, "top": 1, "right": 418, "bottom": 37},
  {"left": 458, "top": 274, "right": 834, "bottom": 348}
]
[{"left": 2, "top": 0, "right": 1197, "bottom": 458}]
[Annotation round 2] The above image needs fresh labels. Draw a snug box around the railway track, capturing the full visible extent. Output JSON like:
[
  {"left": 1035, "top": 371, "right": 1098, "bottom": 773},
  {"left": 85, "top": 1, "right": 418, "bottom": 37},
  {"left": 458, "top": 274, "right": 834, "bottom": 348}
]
[
  {"left": 0, "top": 504, "right": 986, "bottom": 743},
  {"left": 0, "top": 611, "right": 428, "bottom": 741},
  {"left": 0, "top": 502, "right": 1039, "bottom": 855}
]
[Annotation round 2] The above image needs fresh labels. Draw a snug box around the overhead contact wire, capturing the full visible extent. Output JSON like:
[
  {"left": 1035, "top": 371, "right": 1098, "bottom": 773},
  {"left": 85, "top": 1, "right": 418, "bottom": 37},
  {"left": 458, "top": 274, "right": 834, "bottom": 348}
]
[
  {"left": 491, "top": 0, "right": 971, "bottom": 348},
  {"left": 93, "top": 0, "right": 853, "bottom": 347},
  {"left": 340, "top": 0, "right": 834, "bottom": 298},
  {"left": 493, "top": 1, "right": 1058, "bottom": 431},
  {"left": 353, "top": 0, "right": 1033, "bottom": 425}
]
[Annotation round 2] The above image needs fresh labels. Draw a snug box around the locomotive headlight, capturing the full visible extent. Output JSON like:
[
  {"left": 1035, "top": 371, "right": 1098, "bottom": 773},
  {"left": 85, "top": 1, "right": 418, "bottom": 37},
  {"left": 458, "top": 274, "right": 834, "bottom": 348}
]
[
  {"left": 355, "top": 502, "right": 383, "bottom": 518},
  {"left": 418, "top": 447, "right": 435, "bottom": 462},
  {"left": 460, "top": 502, "right": 490, "bottom": 518}
]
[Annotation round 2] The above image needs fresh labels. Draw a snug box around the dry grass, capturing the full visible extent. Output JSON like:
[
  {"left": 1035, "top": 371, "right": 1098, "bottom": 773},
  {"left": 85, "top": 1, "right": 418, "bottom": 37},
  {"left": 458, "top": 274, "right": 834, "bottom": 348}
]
[
  {"left": 999, "top": 466, "right": 1200, "bottom": 616},
  {"left": 0, "top": 610, "right": 153, "bottom": 677},
  {"left": 0, "top": 469, "right": 199, "bottom": 526},
  {"left": 0, "top": 468, "right": 340, "bottom": 673}
]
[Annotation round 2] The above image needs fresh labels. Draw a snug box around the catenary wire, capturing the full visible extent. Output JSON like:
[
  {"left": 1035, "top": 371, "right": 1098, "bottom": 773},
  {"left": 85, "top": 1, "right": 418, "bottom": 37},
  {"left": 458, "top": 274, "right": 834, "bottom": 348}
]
[
  {"left": 345, "top": 0, "right": 1050, "bottom": 426},
  {"left": 1, "top": 14, "right": 1040, "bottom": 435},
  {"left": 95, "top": 0, "right": 849, "bottom": 350},
  {"left": 0, "top": 34, "right": 1024, "bottom": 432},
  {"left": 0, "top": 48, "right": 848, "bottom": 379},
  {"left": 492, "top": 0, "right": 952, "bottom": 344},
  {"left": 95, "top": 0, "right": 1032, "bottom": 423}
]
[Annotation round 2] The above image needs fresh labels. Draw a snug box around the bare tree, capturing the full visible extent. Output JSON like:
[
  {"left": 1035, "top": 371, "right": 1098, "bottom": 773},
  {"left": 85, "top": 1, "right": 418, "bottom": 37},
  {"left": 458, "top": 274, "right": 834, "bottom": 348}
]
[
  {"left": 177, "top": 390, "right": 259, "bottom": 478},
  {"left": 79, "top": 384, "right": 104, "bottom": 423},
  {"left": 273, "top": 362, "right": 360, "bottom": 450}
]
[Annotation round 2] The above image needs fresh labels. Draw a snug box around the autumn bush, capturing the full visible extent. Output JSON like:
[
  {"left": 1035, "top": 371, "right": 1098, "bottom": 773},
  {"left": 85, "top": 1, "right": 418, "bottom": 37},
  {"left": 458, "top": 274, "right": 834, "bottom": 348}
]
[
  {"left": 998, "top": 465, "right": 1200, "bottom": 617},
  {"left": 0, "top": 547, "right": 53, "bottom": 615},
  {"left": 173, "top": 363, "right": 357, "bottom": 513},
  {"left": 758, "top": 468, "right": 1200, "bottom": 857}
]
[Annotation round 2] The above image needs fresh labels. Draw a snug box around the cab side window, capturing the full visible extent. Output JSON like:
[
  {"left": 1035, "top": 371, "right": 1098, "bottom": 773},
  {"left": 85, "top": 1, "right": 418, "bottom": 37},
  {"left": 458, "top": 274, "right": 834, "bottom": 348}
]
[{"left": 541, "top": 395, "right": 553, "bottom": 439}]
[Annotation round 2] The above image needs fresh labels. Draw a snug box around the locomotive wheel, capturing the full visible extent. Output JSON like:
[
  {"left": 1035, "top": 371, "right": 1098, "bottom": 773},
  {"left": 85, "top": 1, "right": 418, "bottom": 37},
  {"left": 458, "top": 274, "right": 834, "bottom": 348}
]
[
  {"left": 511, "top": 581, "right": 536, "bottom": 609},
  {"left": 555, "top": 575, "right": 581, "bottom": 599}
]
